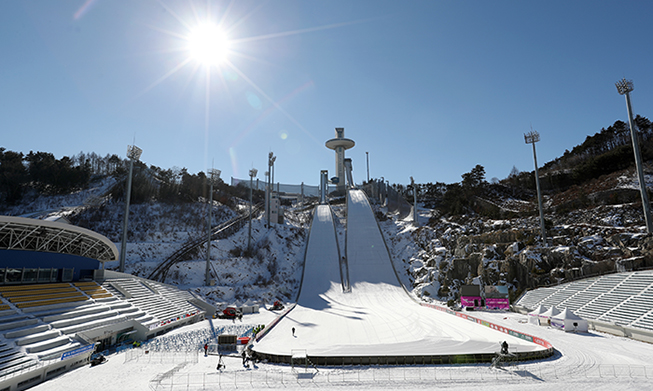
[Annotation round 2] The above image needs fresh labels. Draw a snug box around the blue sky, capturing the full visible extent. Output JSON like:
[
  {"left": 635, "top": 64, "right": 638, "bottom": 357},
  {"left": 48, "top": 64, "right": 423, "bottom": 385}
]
[{"left": 2, "top": 1, "right": 652, "bottom": 187}]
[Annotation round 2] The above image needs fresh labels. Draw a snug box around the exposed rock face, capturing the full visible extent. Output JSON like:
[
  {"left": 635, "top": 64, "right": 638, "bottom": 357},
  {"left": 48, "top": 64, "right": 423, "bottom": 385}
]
[{"left": 404, "top": 208, "right": 653, "bottom": 303}]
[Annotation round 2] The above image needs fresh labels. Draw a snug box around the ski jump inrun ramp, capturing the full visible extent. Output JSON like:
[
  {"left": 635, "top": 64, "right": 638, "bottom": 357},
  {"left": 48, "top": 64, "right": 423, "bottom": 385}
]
[{"left": 253, "top": 189, "right": 553, "bottom": 365}]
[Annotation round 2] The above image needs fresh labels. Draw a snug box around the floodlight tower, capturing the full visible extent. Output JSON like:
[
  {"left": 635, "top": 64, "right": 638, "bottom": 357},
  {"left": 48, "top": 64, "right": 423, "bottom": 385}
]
[
  {"left": 325, "top": 128, "right": 355, "bottom": 194},
  {"left": 205, "top": 168, "right": 221, "bottom": 286},
  {"left": 366, "top": 152, "right": 370, "bottom": 183},
  {"left": 248, "top": 168, "right": 258, "bottom": 252},
  {"left": 411, "top": 176, "right": 418, "bottom": 226},
  {"left": 524, "top": 130, "right": 547, "bottom": 246},
  {"left": 267, "top": 152, "right": 276, "bottom": 228},
  {"left": 119, "top": 144, "right": 142, "bottom": 272},
  {"left": 616, "top": 78, "right": 653, "bottom": 233}
]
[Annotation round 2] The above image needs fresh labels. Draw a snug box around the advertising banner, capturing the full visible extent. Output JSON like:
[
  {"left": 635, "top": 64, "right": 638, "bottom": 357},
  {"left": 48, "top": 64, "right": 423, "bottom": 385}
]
[{"left": 61, "top": 344, "right": 95, "bottom": 361}]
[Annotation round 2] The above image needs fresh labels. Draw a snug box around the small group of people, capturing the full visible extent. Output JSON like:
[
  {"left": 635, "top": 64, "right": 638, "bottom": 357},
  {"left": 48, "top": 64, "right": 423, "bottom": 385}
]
[{"left": 241, "top": 345, "right": 260, "bottom": 368}]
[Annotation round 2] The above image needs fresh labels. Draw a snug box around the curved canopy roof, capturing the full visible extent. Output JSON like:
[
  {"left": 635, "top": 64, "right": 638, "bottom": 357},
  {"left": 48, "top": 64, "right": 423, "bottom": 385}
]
[{"left": 0, "top": 216, "right": 118, "bottom": 262}]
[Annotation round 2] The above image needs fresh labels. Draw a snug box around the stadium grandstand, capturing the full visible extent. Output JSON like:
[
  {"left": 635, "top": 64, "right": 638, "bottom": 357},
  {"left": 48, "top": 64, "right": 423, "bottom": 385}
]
[
  {"left": 0, "top": 216, "right": 213, "bottom": 391},
  {"left": 515, "top": 270, "right": 653, "bottom": 343}
]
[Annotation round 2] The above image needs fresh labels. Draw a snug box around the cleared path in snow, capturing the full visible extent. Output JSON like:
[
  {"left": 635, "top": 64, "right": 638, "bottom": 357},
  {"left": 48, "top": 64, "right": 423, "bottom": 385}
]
[{"left": 253, "top": 190, "right": 547, "bottom": 360}]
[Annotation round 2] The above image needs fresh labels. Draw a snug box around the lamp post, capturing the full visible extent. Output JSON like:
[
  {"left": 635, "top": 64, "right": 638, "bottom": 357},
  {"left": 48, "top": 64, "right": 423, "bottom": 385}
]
[
  {"left": 119, "top": 144, "right": 142, "bottom": 272},
  {"left": 267, "top": 152, "right": 275, "bottom": 228},
  {"left": 248, "top": 168, "right": 258, "bottom": 252},
  {"left": 366, "top": 152, "right": 370, "bottom": 183},
  {"left": 411, "top": 176, "right": 418, "bottom": 226},
  {"left": 206, "top": 168, "right": 221, "bottom": 286},
  {"left": 616, "top": 78, "right": 653, "bottom": 234},
  {"left": 524, "top": 130, "right": 547, "bottom": 246}
]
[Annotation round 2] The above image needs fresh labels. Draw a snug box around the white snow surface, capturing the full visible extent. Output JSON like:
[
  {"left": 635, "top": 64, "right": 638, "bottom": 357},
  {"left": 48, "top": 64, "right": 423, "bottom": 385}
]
[
  {"left": 32, "top": 311, "right": 653, "bottom": 391},
  {"left": 10, "top": 189, "right": 653, "bottom": 390},
  {"left": 253, "top": 190, "right": 542, "bottom": 357}
]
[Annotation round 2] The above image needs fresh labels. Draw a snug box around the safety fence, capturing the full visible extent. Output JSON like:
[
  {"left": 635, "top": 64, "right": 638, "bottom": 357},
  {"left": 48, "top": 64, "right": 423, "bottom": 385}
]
[
  {"left": 124, "top": 350, "right": 199, "bottom": 364},
  {"left": 140, "top": 324, "right": 254, "bottom": 353},
  {"left": 149, "top": 364, "right": 653, "bottom": 390}
]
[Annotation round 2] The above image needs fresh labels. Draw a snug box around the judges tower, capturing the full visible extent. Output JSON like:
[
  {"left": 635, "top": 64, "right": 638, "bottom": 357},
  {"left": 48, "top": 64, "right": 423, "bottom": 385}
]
[{"left": 325, "top": 127, "right": 355, "bottom": 194}]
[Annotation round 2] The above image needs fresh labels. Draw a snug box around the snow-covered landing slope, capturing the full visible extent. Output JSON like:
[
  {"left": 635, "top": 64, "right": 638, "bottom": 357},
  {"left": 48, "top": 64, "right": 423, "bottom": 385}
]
[
  {"left": 253, "top": 190, "right": 545, "bottom": 358},
  {"left": 346, "top": 189, "right": 398, "bottom": 285},
  {"left": 296, "top": 204, "right": 342, "bottom": 307}
]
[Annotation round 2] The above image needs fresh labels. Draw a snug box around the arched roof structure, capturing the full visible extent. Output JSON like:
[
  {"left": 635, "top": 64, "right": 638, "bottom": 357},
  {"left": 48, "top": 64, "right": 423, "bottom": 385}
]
[{"left": 0, "top": 216, "right": 118, "bottom": 263}]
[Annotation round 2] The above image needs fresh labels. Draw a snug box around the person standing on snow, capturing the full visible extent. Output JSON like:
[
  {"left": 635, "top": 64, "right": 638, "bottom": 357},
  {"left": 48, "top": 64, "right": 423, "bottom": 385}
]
[{"left": 501, "top": 341, "right": 509, "bottom": 355}]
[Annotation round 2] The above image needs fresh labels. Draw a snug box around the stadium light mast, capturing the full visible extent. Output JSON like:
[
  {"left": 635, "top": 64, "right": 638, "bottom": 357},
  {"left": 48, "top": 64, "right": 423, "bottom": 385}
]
[
  {"left": 267, "top": 152, "right": 276, "bottom": 228},
  {"left": 205, "top": 168, "right": 220, "bottom": 286},
  {"left": 248, "top": 168, "right": 258, "bottom": 252},
  {"left": 119, "top": 144, "right": 142, "bottom": 272},
  {"left": 366, "top": 152, "right": 370, "bottom": 183},
  {"left": 524, "top": 130, "right": 547, "bottom": 246},
  {"left": 616, "top": 78, "right": 653, "bottom": 234},
  {"left": 411, "top": 176, "right": 418, "bottom": 226}
]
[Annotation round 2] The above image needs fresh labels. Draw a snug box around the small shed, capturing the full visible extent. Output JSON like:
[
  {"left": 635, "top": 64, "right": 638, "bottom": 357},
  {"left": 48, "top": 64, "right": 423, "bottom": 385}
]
[{"left": 551, "top": 308, "right": 588, "bottom": 332}]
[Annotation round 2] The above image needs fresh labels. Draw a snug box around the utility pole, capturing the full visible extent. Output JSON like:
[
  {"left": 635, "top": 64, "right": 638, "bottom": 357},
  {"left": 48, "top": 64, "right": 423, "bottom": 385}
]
[
  {"left": 524, "top": 130, "right": 547, "bottom": 246},
  {"left": 119, "top": 144, "right": 142, "bottom": 272},
  {"left": 616, "top": 78, "right": 653, "bottom": 233}
]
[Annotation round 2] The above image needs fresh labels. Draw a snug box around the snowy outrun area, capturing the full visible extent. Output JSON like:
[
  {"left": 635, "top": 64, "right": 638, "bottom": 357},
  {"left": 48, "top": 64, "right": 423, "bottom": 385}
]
[
  {"left": 254, "top": 190, "right": 541, "bottom": 357},
  {"left": 32, "top": 311, "right": 653, "bottom": 390}
]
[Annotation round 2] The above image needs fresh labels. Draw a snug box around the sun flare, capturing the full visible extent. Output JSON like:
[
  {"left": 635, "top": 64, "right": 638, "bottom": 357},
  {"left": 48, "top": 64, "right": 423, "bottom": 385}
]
[{"left": 187, "top": 23, "right": 230, "bottom": 67}]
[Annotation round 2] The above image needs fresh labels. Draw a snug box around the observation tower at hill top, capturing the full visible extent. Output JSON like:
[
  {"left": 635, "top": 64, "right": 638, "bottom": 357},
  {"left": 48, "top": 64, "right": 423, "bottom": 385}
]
[{"left": 325, "top": 127, "right": 355, "bottom": 194}]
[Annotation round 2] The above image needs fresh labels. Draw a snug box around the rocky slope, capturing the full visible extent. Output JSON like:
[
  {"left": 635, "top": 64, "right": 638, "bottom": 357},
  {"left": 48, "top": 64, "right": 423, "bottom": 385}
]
[{"left": 394, "top": 167, "right": 653, "bottom": 304}]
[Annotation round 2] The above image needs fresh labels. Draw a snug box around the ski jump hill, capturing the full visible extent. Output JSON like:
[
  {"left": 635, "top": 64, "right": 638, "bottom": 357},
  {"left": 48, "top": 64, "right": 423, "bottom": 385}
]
[{"left": 253, "top": 189, "right": 554, "bottom": 365}]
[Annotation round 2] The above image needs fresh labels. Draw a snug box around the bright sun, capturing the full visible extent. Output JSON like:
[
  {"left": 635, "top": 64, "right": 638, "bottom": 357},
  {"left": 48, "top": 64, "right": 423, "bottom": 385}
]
[{"left": 187, "top": 23, "right": 230, "bottom": 67}]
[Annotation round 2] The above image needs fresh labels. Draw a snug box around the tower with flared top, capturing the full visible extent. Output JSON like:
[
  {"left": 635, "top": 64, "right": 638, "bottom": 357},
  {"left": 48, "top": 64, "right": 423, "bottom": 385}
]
[{"left": 325, "top": 127, "right": 355, "bottom": 194}]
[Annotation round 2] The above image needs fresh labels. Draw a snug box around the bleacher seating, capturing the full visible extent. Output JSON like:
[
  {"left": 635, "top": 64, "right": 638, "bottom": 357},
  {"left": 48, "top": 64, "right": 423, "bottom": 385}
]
[
  {"left": 0, "top": 283, "right": 88, "bottom": 310},
  {"left": 74, "top": 281, "right": 114, "bottom": 299},
  {"left": 0, "top": 275, "right": 205, "bottom": 383},
  {"left": 100, "top": 278, "right": 203, "bottom": 327},
  {"left": 516, "top": 270, "right": 653, "bottom": 332}
]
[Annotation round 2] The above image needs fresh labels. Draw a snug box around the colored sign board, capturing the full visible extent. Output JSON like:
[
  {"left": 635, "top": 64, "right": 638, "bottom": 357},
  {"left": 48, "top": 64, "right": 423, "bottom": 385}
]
[
  {"left": 61, "top": 344, "right": 95, "bottom": 360},
  {"left": 485, "top": 285, "right": 509, "bottom": 298},
  {"left": 486, "top": 297, "right": 510, "bottom": 310}
]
